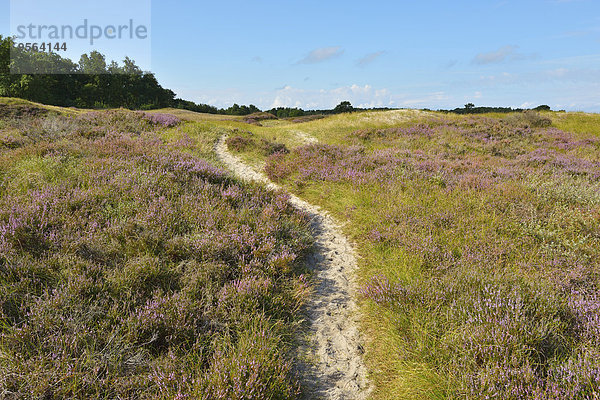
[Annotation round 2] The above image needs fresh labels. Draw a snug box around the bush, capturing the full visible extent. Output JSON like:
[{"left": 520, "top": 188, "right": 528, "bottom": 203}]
[
  {"left": 226, "top": 135, "right": 255, "bottom": 152},
  {"left": 505, "top": 111, "right": 552, "bottom": 128},
  {"left": 260, "top": 139, "right": 289, "bottom": 156},
  {"left": 523, "top": 110, "right": 552, "bottom": 128}
]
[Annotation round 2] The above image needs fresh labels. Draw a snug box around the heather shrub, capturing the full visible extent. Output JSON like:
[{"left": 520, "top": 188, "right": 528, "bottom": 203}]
[
  {"left": 526, "top": 110, "right": 552, "bottom": 128},
  {"left": 260, "top": 139, "right": 289, "bottom": 156},
  {"left": 143, "top": 112, "right": 182, "bottom": 128},
  {"left": 0, "top": 109, "right": 179, "bottom": 146},
  {"left": 244, "top": 112, "right": 278, "bottom": 126},
  {"left": 502, "top": 111, "right": 552, "bottom": 130},
  {"left": 75, "top": 109, "right": 170, "bottom": 135},
  {"left": 227, "top": 132, "right": 289, "bottom": 156},
  {"left": 0, "top": 133, "right": 25, "bottom": 150},
  {"left": 0, "top": 110, "right": 313, "bottom": 398},
  {"left": 226, "top": 135, "right": 256, "bottom": 152},
  {"left": 349, "top": 124, "right": 437, "bottom": 141},
  {"left": 201, "top": 318, "right": 299, "bottom": 399},
  {"left": 362, "top": 274, "right": 600, "bottom": 399},
  {"left": 265, "top": 114, "right": 600, "bottom": 398},
  {"left": 290, "top": 114, "right": 325, "bottom": 123},
  {"left": 0, "top": 103, "right": 48, "bottom": 119},
  {"left": 149, "top": 316, "right": 299, "bottom": 399},
  {"left": 11, "top": 114, "right": 83, "bottom": 142}
]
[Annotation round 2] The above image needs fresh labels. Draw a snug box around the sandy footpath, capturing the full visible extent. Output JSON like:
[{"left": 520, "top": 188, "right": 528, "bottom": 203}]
[{"left": 216, "top": 136, "right": 370, "bottom": 400}]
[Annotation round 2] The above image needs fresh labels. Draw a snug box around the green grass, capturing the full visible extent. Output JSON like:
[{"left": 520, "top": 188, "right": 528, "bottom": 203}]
[
  {"left": 0, "top": 96, "right": 86, "bottom": 116},
  {"left": 0, "top": 107, "right": 314, "bottom": 398},
  {"left": 222, "top": 109, "right": 600, "bottom": 399},
  {"left": 551, "top": 111, "right": 600, "bottom": 138},
  {"left": 5, "top": 102, "right": 600, "bottom": 398}
]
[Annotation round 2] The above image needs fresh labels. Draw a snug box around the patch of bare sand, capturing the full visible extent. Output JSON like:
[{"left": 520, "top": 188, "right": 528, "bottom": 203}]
[{"left": 216, "top": 136, "right": 371, "bottom": 400}]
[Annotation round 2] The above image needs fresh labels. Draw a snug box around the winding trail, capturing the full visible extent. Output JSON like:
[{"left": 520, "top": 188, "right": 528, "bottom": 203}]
[{"left": 216, "top": 136, "right": 370, "bottom": 400}]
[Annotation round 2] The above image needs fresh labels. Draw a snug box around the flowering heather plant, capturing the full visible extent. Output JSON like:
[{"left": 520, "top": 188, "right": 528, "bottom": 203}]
[
  {"left": 259, "top": 139, "right": 290, "bottom": 156},
  {"left": 0, "top": 109, "right": 182, "bottom": 149},
  {"left": 263, "top": 114, "right": 600, "bottom": 398},
  {"left": 143, "top": 112, "right": 182, "bottom": 128},
  {"left": 226, "top": 135, "right": 256, "bottom": 152},
  {"left": 227, "top": 133, "right": 290, "bottom": 157},
  {"left": 0, "top": 109, "right": 312, "bottom": 398},
  {"left": 77, "top": 109, "right": 157, "bottom": 133},
  {"left": 361, "top": 274, "right": 600, "bottom": 399},
  {"left": 0, "top": 103, "right": 48, "bottom": 119}
]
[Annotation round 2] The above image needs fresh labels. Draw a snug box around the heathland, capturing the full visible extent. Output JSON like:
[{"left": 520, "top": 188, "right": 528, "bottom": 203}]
[
  {"left": 223, "top": 108, "right": 600, "bottom": 399},
  {"left": 0, "top": 99, "right": 314, "bottom": 398},
  {"left": 1, "top": 98, "right": 600, "bottom": 399}
]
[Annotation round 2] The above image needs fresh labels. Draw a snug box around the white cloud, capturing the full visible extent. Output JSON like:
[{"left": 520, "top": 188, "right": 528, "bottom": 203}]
[
  {"left": 445, "top": 59, "right": 458, "bottom": 68},
  {"left": 473, "top": 45, "right": 519, "bottom": 64},
  {"left": 476, "top": 67, "right": 600, "bottom": 86},
  {"left": 473, "top": 45, "right": 536, "bottom": 65},
  {"left": 357, "top": 51, "right": 386, "bottom": 67},
  {"left": 296, "top": 46, "right": 344, "bottom": 64},
  {"left": 547, "top": 68, "right": 569, "bottom": 77},
  {"left": 269, "top": 84, "right": 392, "bottom": 109},
  {"left": 174, "top": 84, "right": 460, "bottom": 111},
  {"left": 399, "top": 92, "right": 449, "bottom": 106}
]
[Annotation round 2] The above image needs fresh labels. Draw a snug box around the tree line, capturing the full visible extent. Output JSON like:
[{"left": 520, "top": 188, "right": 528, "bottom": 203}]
[
  {"left": 1, "top": 36, "right": 383, "bottom": 116},
  {"left": 438, "top": 103, "right": 554, "bottom": 114},
  {"left": 0, "top": 36, "right": 175, "bottom": 109}
]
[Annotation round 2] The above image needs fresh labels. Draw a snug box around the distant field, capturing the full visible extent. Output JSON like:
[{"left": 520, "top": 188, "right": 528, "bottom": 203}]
[{"left": 226, "top": 108, "right": 600, "bottom": 399}]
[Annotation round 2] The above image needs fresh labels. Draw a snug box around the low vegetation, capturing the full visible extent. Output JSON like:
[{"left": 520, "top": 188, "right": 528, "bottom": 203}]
[
  {"left": 230, "top": 110, "right": 600, "bottom": 399},
  {"left": 3, "top": 98, "right": 599, "bottom": 399},
  {"left": 0, "top": 104, "right": 313, "bottom": 398},
  {"left": 226, "top": 133, "right": 289, "bottom": 157}
]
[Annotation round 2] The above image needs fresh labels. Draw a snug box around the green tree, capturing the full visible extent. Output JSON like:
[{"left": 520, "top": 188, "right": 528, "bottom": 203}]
[
  {"left": 79, "top": 51, "right": 107, "bottom": 74},
  {"left": 333, "top": 101, "right": 353, "bottom": 113},
  {"left": 0, "top": 35, "right": 9, "bottom": 74}
]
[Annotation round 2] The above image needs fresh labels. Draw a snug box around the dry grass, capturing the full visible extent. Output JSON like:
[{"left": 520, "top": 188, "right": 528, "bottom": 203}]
[
  {"left": 0, "top": 107, "right": 314, "bottom": 398},
  {"left": 227, "top": 109, "right": 600, "bottom": 399}
]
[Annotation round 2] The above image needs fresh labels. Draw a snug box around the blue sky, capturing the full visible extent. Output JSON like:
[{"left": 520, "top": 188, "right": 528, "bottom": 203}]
[{"left": 2, "top": 0, "right": 600, "bottom": 111}]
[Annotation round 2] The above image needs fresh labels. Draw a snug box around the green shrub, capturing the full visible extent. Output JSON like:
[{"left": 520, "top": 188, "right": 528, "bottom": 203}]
[{"left": 226, "top": 135, "right": 255, "bottom": 152}]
